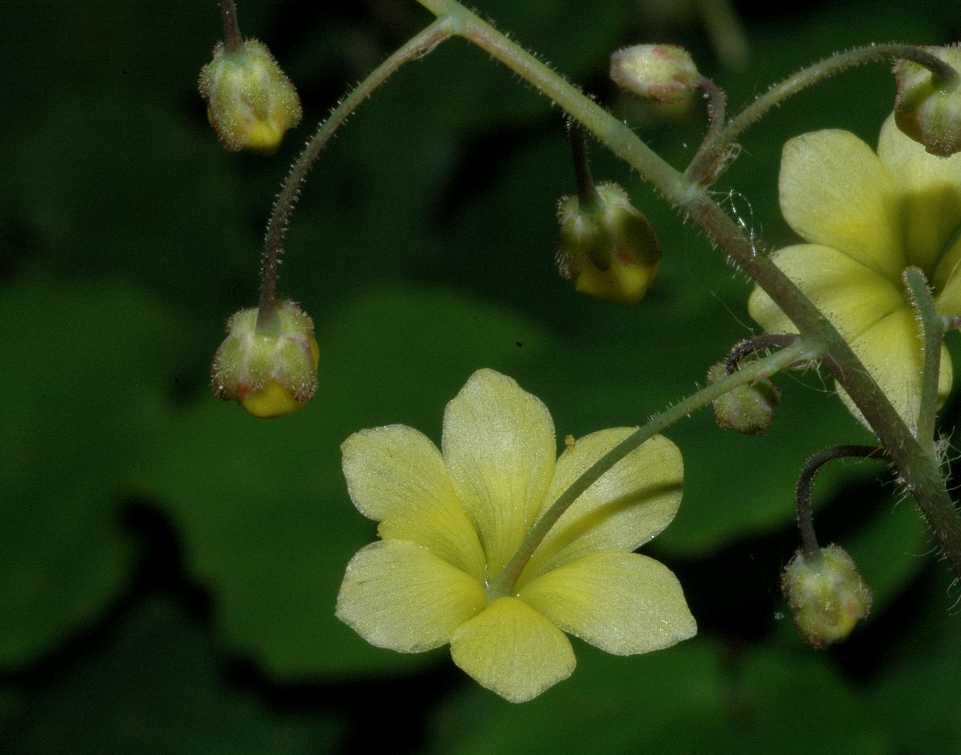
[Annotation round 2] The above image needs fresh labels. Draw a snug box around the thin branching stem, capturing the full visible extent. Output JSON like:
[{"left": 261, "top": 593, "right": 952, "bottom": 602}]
[
  {"left": 903, "top": 267, "right": 944, "bottom": 454},
  {"left": 686, "top": 43, "right": 959, "bottom": 183},
  {"left": 255, "top": 16, "right": 456, "bottom": 333},
  {"left": 219, "top": 0, "right": 242, "bottom": 52},
  {"left": 795, "top": 446, "right": 884, "bottom": 561}
]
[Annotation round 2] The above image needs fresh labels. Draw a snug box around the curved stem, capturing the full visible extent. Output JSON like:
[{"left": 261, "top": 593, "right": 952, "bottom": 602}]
[
  {"left": 795, "top": 446, "right": 884, "bottom": 561},
  {"left": 903, "top": 267, "right": 943, "bottom": 454},
  {"left": 411, "top": 0, "right": 961, "bottom": 581},
  {"left": 491, "top": 337, "right": 824, "bottom": 596},
  {"left": 686, "top": 44, "right": 959, "bottom": 184},
  {"left": 689, "top": 76, "right": 728, "bottom": 184},
  {"left": 568, "top": 124, "right": 598, "bottom": 211},
  {"left": 256, "top": 16, "right": 456, "bottom": 333},
  {"left": 219, "top": 0, "right": 242, "bottom": 52}
]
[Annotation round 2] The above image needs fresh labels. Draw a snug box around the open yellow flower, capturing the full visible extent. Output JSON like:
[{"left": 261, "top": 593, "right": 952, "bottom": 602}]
[
  {"left": 336, "top": 369, "right": 695, "bottom": 702},
  {"left": 749, "top": 114, "right": 961, "bottom": 433}
]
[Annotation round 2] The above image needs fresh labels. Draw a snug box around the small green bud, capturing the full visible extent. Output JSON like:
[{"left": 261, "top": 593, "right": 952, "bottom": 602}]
[
  {"left": 211, "top": 300, "right": 319, "bottom": 418},
  {"left": 198, "top": 39, "right": 302, "bottom": 154},
  {"left": 706, "top": 362, "right": 779, "bottom": 435},
  {"left": 782, "top": 545, "right": 872, "bottom": 649},
  {"left": 894, "top": 45, "right": 961, "bottom": 157},
  {"left": 609, "top": 44, "right": 701, "bottom": 104},
  {"left": 556, "top": 182, "right": 661, "bottom": 304}
]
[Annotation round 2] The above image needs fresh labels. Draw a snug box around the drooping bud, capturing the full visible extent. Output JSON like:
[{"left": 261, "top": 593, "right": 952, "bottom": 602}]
[
  {"left": 198, "top": 39, "right": 302, "bottom": 154},
  {"left": 781, "top": 545, "right": 872, "bottom": 649},
  {"left": 556, "top": 182, "right": 661, "bottom": 304},
  {"left": 706, "top": 362, "right": 779, "bottom": 435},
  {"left": 211, "top": 301, "right": 319, "bottom": 418},
  {"left": 610, "top": 44, "right": 701, "bottom": 104},
  {"left": 893, "top": 45, "right": 961, "bottom": 157}
]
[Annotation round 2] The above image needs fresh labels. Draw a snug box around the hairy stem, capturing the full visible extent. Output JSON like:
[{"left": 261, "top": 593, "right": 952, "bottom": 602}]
[
  {"left": 687, "top": 43, "right": 959, "bottom": 183},
  {"left": 411, "top": 0, "right": 961, "bottom": 581},
  {"left": 795, "top": 446, "right": 884, "bottom": 561},
  {"left": 903, "top": 267, "right": 943, "bottom": 454},
  {"left": 491, "top": 338, "right": 823, "bottom": 596},
  {"left": 219, "top": 0, "right": 242, "bottom": 52},
  {"left": 725, "top": 333, "right": 798, "bottom": 374},
  {"left": 256, "top": 16, "right": 455, "bottom": 333},
  {"left": 568, "top": 124, "right": 599, "bottom": 210}
]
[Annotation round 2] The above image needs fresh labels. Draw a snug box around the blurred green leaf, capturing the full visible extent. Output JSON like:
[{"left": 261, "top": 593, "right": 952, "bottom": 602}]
[
  {"left": 0, "top": 600, "right": 342, "bottom": 755},
  {"left": 0, "top": 284, "right": 177, "bottom": 666}
]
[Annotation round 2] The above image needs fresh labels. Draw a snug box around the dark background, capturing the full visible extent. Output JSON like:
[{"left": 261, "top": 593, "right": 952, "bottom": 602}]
[{"left": 1, "top": 1, "right": 960, "bottom": 752}]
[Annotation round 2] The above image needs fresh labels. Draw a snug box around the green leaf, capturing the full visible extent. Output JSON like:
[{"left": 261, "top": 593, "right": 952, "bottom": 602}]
[
  {"left": 132, "top": 287, "right": 553, "bottom": 677},
  {"left": 0, "top": 284, "right": 178, "bottom": 666},
  {"left": 0, "top": 600, "right": 342, "bottom": 755}
]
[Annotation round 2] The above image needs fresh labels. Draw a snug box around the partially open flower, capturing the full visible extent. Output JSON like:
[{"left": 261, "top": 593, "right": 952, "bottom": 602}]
[
  {"left": 211, "top": 301, "right": 318, "bottom": 418},
  {"left": 337, "top": 369, "right": 695, "bottom": 702},
  {"left": 782, "top": 545, "right": 872, "bottom": 648},
  {"left": 894, "top": 45, "right": 961, "bottom": 157},
  {"left": 198, "top": 39, "right": 302, "bottom": 154},
  {"left": 556, "top": 182, "right": 662, "bottom": 304}
]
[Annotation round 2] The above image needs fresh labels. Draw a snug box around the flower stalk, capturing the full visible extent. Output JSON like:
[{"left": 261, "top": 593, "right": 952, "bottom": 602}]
[
  {"left": 491, "top": 337, "right": 823, "bottom": 596},
  {"left": 686, "top": 43, "right": 960, "bottom": 184},
  {"left": 795, "top": 446, "right": 884, "bottom": 561},
  {"left": 409, "top": 0, "right": 961, "bottom": 581},
  {"left": 256, "top": 16, "right": 456, "bottom": 333},
  {"left": 219, "top": 0, "right": 242, "bottom": 52},
  {"left": 903, "top": 267, "right": 944, "bottom": 454}
]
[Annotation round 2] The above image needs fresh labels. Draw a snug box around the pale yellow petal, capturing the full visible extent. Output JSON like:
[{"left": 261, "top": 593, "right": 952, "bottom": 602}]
[
  {"left": 837, "top": 307, "right": 953, "bottom": 434},
  {"left": 877, "top": 113, "right": 961, "bottom": 277},
  {"left": 518, "top": 430, "right": 683, "bottom": 583},
  {"left": 450, "top": 597, "right": 575, "bottom": 703},
  {"left": 342, "top": 425, "right": 486, "bottom": 579},
  {"left": 935, "top": 247, "right": 961, "bottom": 316},
  {"left": 747, "top": 244, "right": 904, "bottom": 340},
  {"left": 520, "top": 552, "right": 696, "bottom": 655},
  {"left": 336, "top": 540, "right": 486, "bottom": 653},
  {"left": 442, "top": 369, "right": 556, "bottom": 575},
  {"left": 780, "top": 129, "right": 904, "bottom": 278}
]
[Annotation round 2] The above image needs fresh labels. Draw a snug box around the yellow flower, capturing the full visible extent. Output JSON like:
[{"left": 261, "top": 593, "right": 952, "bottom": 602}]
[
  {"left": 748, "top": 114, "right": 961, "bottom": 433},
  {"left": 336, "top": 369, "right": 695, "bottom": 702}
]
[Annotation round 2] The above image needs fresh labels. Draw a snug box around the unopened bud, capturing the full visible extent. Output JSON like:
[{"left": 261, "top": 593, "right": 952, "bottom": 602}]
[
  {"left": 782, "top": 545, "right": 872, "bottom": 648},
  {"left": 199, "top": 39, "right": 302, "bottom": 154},
  {"left": 610, "top": 44, "right": 701, "bottom": 104},
  {"left": 211, "top": 301, "right": 319, "bottom": 418},
  {"left": 894, "top": 45, "right": 961, "bottom": 157},
  {"left": 706, "top": 362, "right": 779, "bottom": 435},
  {"left": 556, "top": 182, "right": 661, "bottom": 304}
]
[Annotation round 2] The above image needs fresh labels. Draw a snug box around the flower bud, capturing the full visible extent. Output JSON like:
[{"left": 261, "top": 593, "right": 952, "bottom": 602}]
[
  {"left": 211, "top": 301, "right": 319, "bottom": 418},
  {"left": 781, "top": 545, "right": 872, "bottom": 649},
  {"left": 706, "top": 362, "right": 779, "bottom": 435},
  {"left": 556, "top": 182, "right": 661, "bottom": 304},
  {"left": 198, "top": 39, "right": 302, "bottom": 154},
  {"left": 893, "top": 45, "right": 961, "bottom": 157},
  {"left": 610, "top": 44, "right": 701, "bottom": 104}
]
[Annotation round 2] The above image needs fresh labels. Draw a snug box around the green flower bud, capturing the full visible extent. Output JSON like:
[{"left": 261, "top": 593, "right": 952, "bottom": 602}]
[
  {"left": 894, "top": 45, "right": 961, "bottom": 157},
  {"left": 198, "top": 39, "right": 302, "bottom": 154},
  {"left": 782, "top": 545, "right": 872, "bottom": 649},
  {"left": 706, "top": 362, "right": 780, "bottom": 435},
  {"left": 556, "top": 182, "right": 661, "bottom": 304},
  {"left": 609, "top": 44, "right": 701, "bottom": 104},
  {"left": 211, "top": 301, "right": 319, "bottom": 418}
]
